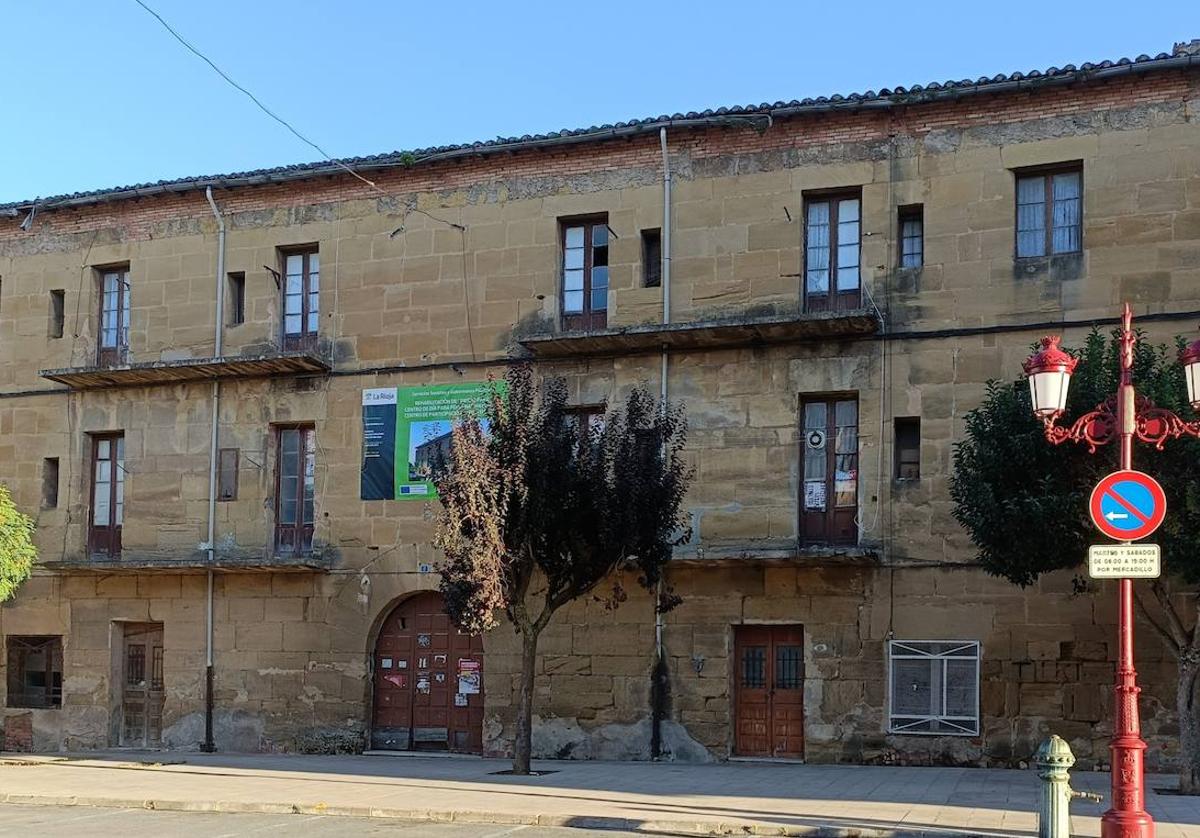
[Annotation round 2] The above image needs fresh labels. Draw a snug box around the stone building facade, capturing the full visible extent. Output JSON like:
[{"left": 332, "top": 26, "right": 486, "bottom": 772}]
[{"left": 1, "top": 43, "right": 1199, "bottom": 768}]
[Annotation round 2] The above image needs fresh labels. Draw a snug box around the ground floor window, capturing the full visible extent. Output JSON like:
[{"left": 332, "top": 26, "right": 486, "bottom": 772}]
[
  {"left": 6, "top": 636, "right": 63, "bottom": 709},
  {"left": 887, "top": 640, "right": 980, "bottom": 735}
]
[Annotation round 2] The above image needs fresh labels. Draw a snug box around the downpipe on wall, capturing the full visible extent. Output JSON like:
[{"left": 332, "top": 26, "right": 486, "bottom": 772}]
[
  {"left": 203, "top": 187, "right": 226, "bottom": 753},
  {"left": 651, "top": 128, "right": 672, "bottom": 759}
]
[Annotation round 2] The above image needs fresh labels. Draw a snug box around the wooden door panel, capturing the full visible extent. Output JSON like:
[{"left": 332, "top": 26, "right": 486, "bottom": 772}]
[
  {"left": 734, "top": 625, "right": 805, "bottom": 759},
  {"left": 121, "top": 624, "right": 163, "bottom": 748},
  {"left": 371, "top": 593, "right": 484, "bottom": 753}
]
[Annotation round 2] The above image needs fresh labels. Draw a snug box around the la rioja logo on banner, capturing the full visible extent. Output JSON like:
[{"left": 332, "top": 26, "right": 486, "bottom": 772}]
[{"left": 1088, "top": 470, "right": 1166, "bottom": 542}]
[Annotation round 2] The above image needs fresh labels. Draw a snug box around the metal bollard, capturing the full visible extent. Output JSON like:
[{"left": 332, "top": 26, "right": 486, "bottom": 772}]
[{"left": 1034, "top": 735, "right": 1103, "bottom": 838}]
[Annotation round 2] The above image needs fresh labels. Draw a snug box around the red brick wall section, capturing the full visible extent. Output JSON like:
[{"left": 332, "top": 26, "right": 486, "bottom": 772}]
[
  {"left": 0, "top": 70, "right": 1195, "bottom": 245},
  {"left": 4, "top": 713, "right": 33, "bottom": 752}
]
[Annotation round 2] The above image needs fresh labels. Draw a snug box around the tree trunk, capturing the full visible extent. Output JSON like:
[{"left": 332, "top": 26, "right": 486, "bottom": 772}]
[
  {"left": 1179, "top": 661, "right": 1200, "bottom": 794},
  {"left": 512, "top": 626, "right": 541, "bottom": 775}
]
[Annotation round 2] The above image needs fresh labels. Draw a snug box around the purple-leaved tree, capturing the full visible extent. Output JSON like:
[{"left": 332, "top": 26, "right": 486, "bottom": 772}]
[{"left": 432, "top": 364, "right": 691, "bottom": 774}]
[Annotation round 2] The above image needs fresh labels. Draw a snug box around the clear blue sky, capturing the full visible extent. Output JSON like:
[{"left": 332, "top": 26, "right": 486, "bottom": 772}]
[{"left": 1, "top": 1, "right": 1192, "bottom": 204}]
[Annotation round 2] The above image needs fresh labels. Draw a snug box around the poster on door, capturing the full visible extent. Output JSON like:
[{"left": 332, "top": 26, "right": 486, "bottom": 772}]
[
  {"left": 457, "top": 659, "right": 481, "bottom": 695},
  {"left": 360, "top": 382, "right": 504, "bottom": 500}
]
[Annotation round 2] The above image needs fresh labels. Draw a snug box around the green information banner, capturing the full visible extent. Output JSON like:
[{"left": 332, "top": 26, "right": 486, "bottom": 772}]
[{"left": 360, "top": 382, "right": 497, "bottom": 501}]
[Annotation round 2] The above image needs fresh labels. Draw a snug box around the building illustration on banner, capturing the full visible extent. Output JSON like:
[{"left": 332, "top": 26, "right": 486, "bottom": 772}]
[{"left": 360, "top": 382, "right": 501, "bottom": 500}]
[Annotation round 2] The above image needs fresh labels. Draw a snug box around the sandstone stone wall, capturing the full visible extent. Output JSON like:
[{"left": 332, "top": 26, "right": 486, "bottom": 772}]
[{"left": 0, "top": 65, "right": 1197, "bottom": 764}]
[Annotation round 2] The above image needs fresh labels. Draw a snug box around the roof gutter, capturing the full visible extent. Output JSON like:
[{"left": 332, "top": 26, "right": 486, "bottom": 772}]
[{"left": 5, "top": 55, "right": 1196, "bottom": 216}]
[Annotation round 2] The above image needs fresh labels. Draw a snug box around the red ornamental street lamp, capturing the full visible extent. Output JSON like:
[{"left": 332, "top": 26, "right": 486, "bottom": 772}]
[{"left": 1023, "top": 304, "right": 1200, "bottom": 838}]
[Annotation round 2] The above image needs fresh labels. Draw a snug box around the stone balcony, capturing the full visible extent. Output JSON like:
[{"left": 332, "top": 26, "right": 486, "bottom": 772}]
[
  {"left": 39, "top": 349, "right": 330, "bottom": 390},
  {"left": 41, "top": 549, "right": 332, "bottom": 574},
  {"left": 517, "top": 309, "right": 880, "bottom": 359}
]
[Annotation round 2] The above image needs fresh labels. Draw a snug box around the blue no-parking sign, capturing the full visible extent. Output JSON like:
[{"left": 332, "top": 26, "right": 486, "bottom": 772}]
[{"left": 1088, "top": 470, "right": 1166, "bottom": 542}]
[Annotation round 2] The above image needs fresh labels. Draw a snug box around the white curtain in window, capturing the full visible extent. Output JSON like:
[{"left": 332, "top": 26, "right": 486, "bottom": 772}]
[
  {"left": 1051, "top": 172, "right": 1081, "bottom": 254},
  {"left": 1016, "top": 175, "right": 1046, "bottom": 257},
  {"left": 805, "top": 203, "right": 830, "bottom": 295}
]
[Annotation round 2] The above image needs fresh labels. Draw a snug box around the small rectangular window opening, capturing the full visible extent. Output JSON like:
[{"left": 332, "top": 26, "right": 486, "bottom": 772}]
[
  {"left": 228, "top": 273, "right": 246, "bottom": 326},
  {"left": 42, "top": 458, "right": 59, "bottom": 509},
  {"left": 218, "top": 448, "right": 239, "bottom": 501},
  {"left": 894, "top": 417, "right": 921, "bottom": 481},
  {"left": 7, "top": 636, "right": 63, "bottom": 709},
  {"left": 898, "top": 206, "right": 924, "bottom": 269},
  {"left": 49, "top": 290, "right": 65, "bottom": 338},
  {"left": 642, "top": 229, "right": 662, "bottom": 288}
]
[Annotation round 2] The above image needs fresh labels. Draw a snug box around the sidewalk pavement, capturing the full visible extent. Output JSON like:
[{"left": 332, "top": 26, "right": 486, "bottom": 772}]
[{"left": 0, "top": 752, "right": 1198, "bottom": 837}]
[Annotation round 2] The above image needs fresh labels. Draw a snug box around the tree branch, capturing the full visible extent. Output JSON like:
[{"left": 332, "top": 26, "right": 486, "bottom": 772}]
[
  {"left": 1192, "top": 594, "right": 1200, "bottom": 652},
  {"left": 1149, "top": 579, "right": 1189, "bottom": 653},
  {"left": 1136, "top": 588, "right": 1182, "bottom": 656}
]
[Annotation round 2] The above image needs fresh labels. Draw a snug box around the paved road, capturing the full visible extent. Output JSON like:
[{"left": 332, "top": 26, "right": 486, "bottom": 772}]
[{"left": 0, "top": 805, "right": 652, "bottom": 837}]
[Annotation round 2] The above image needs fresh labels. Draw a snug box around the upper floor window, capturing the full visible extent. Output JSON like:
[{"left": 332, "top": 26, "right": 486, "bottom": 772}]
[
  {"left": 218, "top": 448, "right": 239, "bottom": 501},
  {"left": 800, "top": 396, "right": 858, "bottom": 545},
  {"left": 49, "top": 290, "right": 65, "bottom": 339},
  {"left": 7, "top": 636, "right": 62, "bottom": 709},
  {"left": 641, "top": 228, "right": 662, "bottom": 288},
  {"left": 282, "top": 247, "right": 319, "bottom": 349},
  {"left": 894, "top": 417, "right": 921, "bottom": 480},
  {"left": 563, "top": 404, "right": 605, "bottom": 453},
  {"left": 275, "top": 425, "right": 315, "bottom": 555},
  {"left": 1016, "top": 165, "right": 1082, "bottom": 258},
  {"left": 98, "top": 267, "right": 130, "bottom": 366},
  {"left": 804, "top": 192, "right": 861, "bottom": 312},
  {"left": 89, "top": 432, "right": 124, "bottom": 557},
  {"left": 228, "top": 272, "right": 246, "bottom": 326},
  {"left": 561, "top": 218, "right": 608, "bottom": 332},
  {"left": 898, "top": 205, "right": 924, "bottom": 268}
]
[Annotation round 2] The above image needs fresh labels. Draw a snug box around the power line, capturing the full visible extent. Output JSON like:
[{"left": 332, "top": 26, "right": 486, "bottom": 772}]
[
  {"left": 132, "top": 0, "right": 469, "bottom": 237},
  {"left": 131, "top": 0, "right": 380, "bottom": 193}
]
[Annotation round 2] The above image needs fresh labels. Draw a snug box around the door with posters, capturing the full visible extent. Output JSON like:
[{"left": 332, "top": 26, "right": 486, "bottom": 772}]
[
  {"left": 371, "top": 591, "right": 485, "bottom": 753},
  {"left": 733, "top": 624, "right": 805, "bottom": 758}
]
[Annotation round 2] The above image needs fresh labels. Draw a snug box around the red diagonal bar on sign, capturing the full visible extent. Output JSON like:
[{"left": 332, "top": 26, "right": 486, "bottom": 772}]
[{"left": 1104, "top": 486, "right": 1151, "bottom": 525}]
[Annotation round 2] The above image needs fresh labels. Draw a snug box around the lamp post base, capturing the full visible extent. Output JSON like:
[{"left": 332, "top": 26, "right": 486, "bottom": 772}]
[
  {"left": 1101, "top": 810, "right": 1155, "bottom": 838},
  {"left": 1101, "top": 729, "right": 1154, "bottom": 838}
]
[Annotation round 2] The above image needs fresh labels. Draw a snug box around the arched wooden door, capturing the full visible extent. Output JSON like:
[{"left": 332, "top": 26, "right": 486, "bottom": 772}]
[{"left": 370, "top": 591, "right": 485, "bottom": 753}]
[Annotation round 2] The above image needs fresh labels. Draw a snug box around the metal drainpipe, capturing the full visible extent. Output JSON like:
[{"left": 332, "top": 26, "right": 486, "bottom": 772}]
[
  {"left": 651, "top": 128, "right": 672, "bottom": 759},
  {"left": 203, "top": 187, "right": 225, "bottom": 753}
]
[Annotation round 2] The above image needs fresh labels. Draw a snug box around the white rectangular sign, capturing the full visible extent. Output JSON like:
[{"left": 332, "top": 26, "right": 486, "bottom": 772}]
[{"left": 1088, "top": 544, "right": 1161, "bottom": 579}]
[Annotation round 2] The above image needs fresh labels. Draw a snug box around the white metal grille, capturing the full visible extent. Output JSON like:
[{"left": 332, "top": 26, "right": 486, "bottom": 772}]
[{"left": 887, "top": 640, "right": 980, "bottom": 736}]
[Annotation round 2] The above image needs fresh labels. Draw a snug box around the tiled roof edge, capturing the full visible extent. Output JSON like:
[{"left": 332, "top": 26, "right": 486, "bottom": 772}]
[{"left": 3, "top": 50, "right": 1197, "bottom": 214}]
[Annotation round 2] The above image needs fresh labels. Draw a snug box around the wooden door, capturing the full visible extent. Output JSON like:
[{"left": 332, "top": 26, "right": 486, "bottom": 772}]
[
  {"left": 88, "top": 434, "right": 124, "bottom": 557},
  {"left": 560, "top": 218, "right": 609, "bottom": 332},
  {"left": 734, "top": 625, "right": 805, "bottom": 758},
  {"left": 121, "top": 624, "right": 164, "bottom": 748},
  {"left": 97, "top": 268, "right": 129, "bottom": 366},
  {"left": 371, "top": 592, "right": 485, "bottom": 753},
  {"left": 800, "top": 398, "right": 858, "bottom": 545},
  {"left": 274, "top": 426, "right": 315, "bottom": 555}
]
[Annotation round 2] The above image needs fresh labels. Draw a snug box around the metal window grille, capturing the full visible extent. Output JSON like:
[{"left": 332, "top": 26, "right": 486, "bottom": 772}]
[{"left": 887, "top": 640, "right": 980, "bottom": 736}]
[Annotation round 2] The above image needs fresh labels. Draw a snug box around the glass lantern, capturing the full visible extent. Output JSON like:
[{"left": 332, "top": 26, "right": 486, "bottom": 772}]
[{"left": 1022, "top": 336, "right": 1078, "bottom": 419}]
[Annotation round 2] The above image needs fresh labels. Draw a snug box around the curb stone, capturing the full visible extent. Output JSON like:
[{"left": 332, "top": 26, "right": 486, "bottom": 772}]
[{"left": 0, "top": 792, "right": 1026, "bottom": 837}]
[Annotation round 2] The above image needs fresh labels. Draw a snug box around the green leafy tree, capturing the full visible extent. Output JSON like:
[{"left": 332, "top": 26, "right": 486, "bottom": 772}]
[
  {"left": 432, "top": 364, "right": 692, "bottom": 774},
  {"left": 951, "top": 329, "right": 1200, "bottom": 793},
  {"left": 0, "top": 485, "right": 36, "bottom": 602}
]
